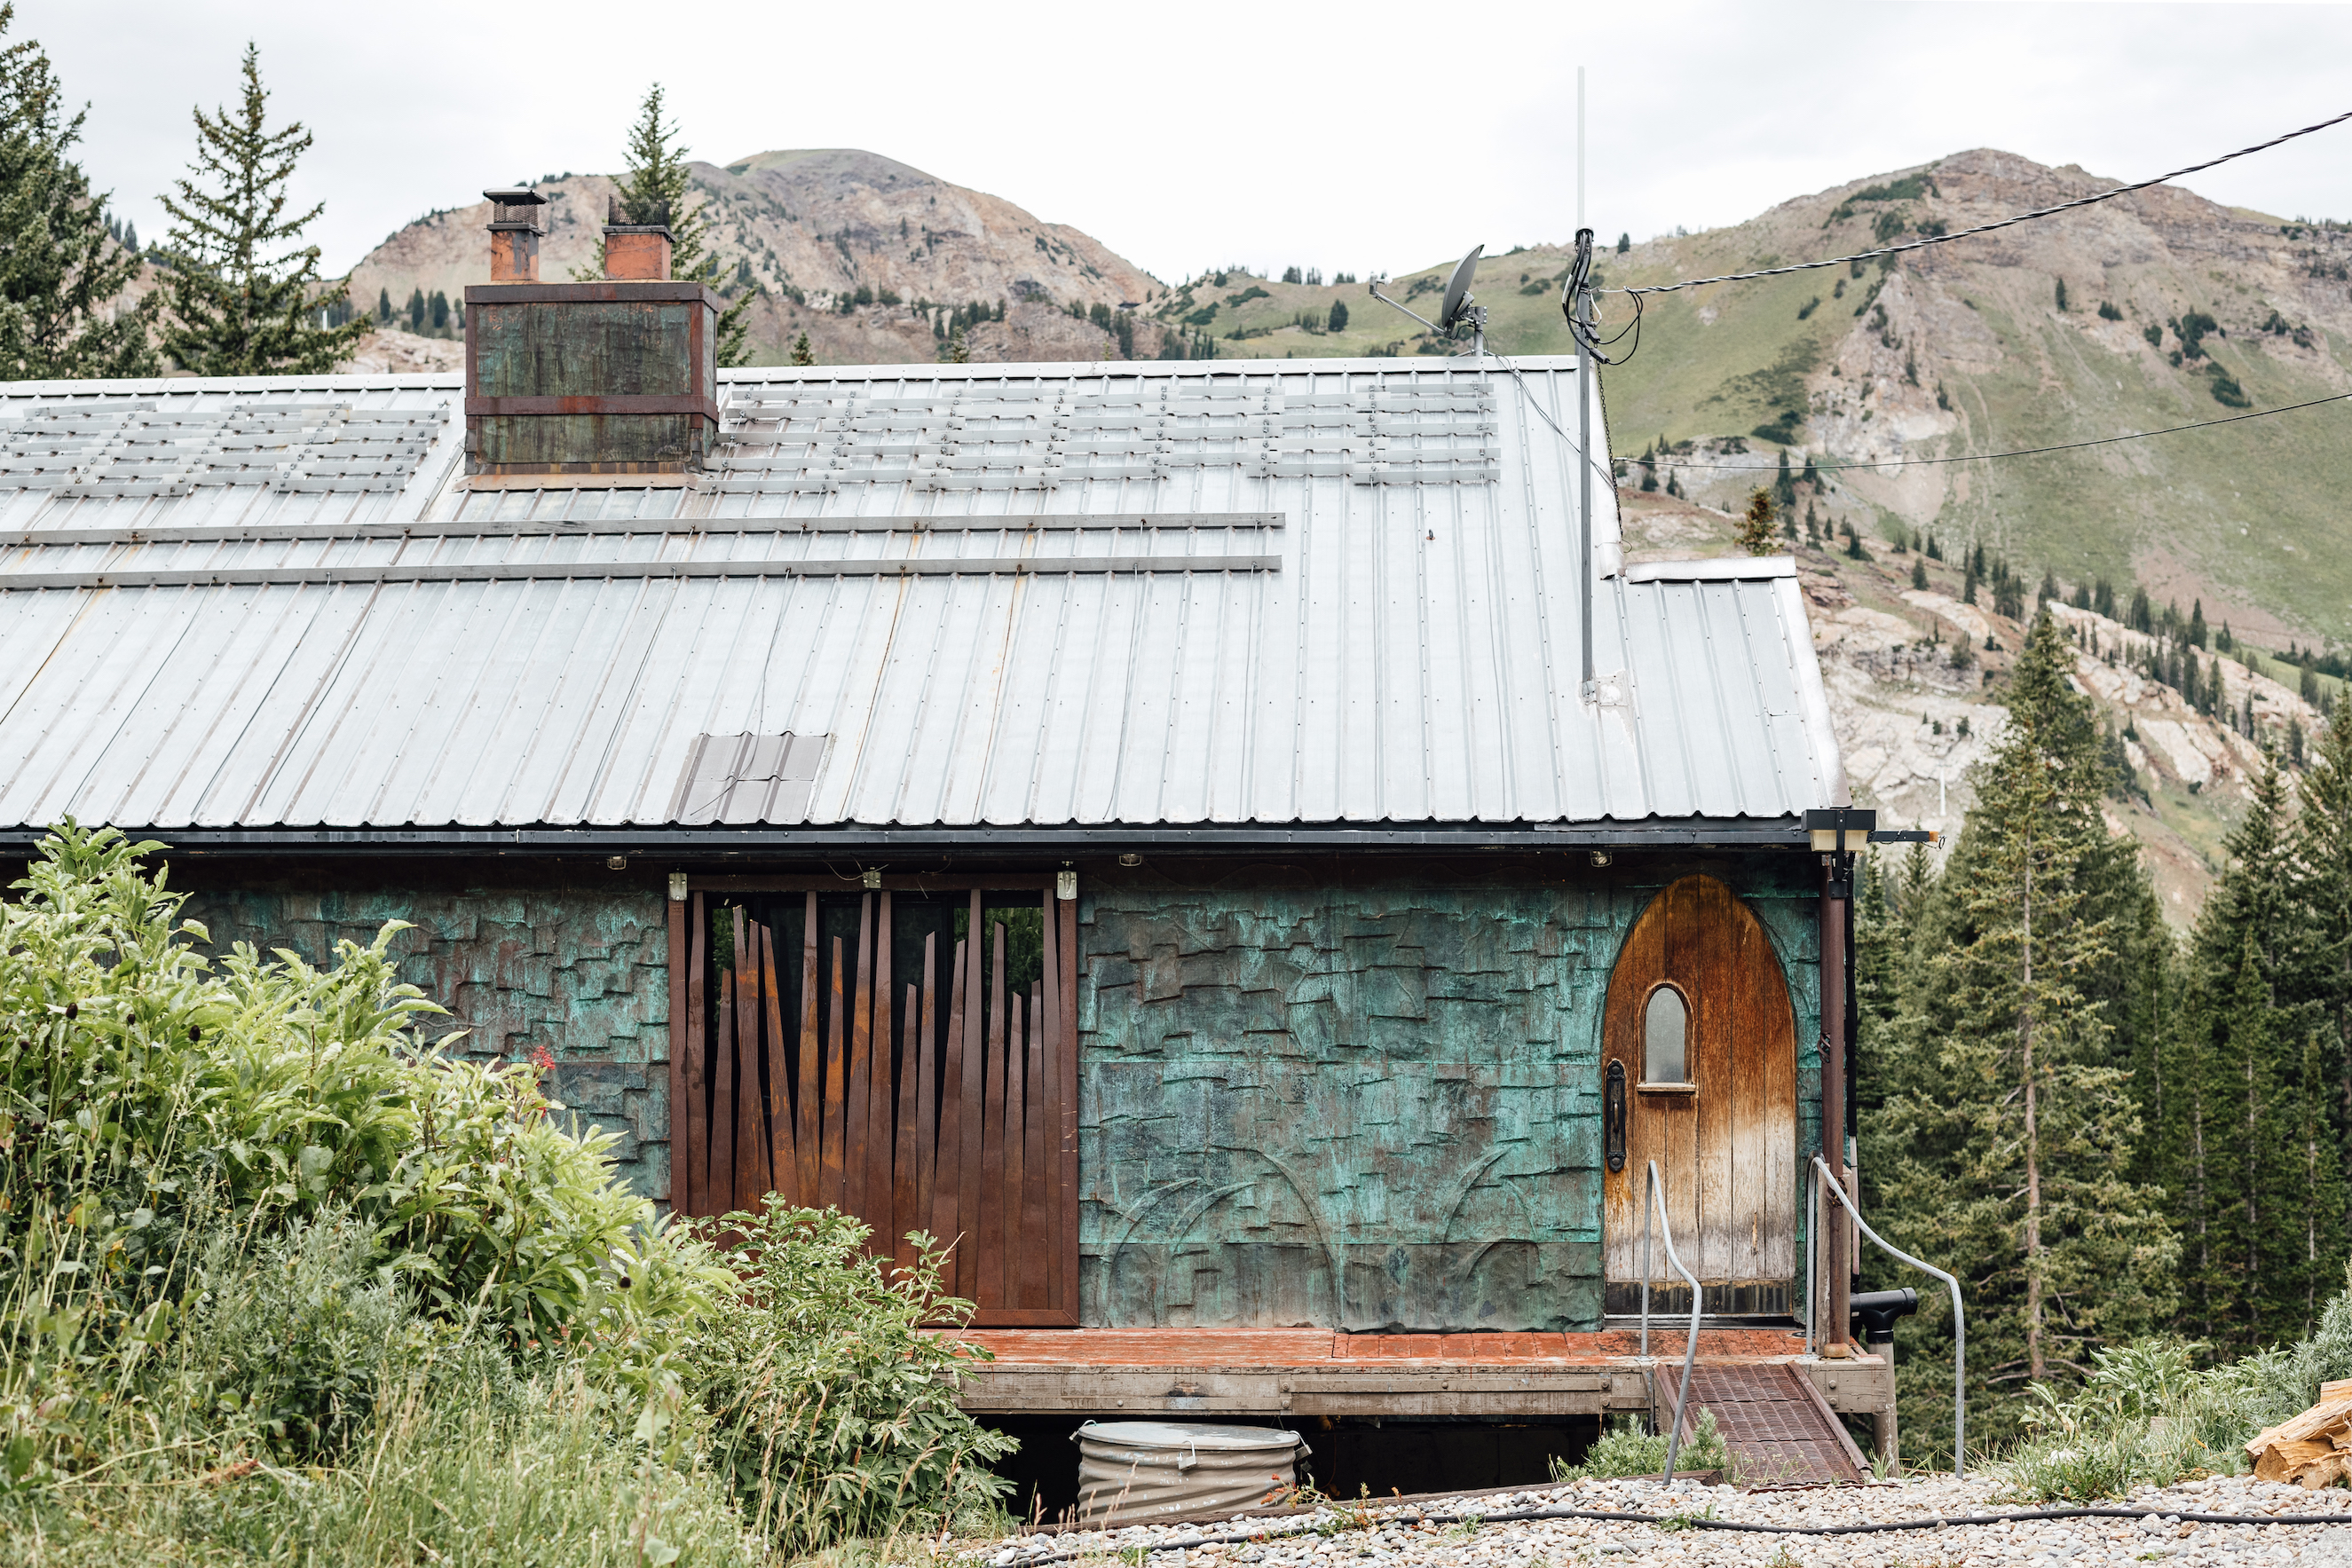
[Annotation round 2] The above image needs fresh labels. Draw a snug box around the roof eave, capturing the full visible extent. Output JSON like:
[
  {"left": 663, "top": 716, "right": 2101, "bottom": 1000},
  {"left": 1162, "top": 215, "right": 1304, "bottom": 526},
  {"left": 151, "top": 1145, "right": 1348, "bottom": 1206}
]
[{"left": 0, "top": 818, "right": 1817, "bottom": 859}]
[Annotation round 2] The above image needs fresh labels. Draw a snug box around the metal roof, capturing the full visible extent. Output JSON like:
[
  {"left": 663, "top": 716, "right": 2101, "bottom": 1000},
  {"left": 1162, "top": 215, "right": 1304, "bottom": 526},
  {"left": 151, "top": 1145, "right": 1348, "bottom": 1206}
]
[{"left": 0, "top": 359, "right": 1844, "bottom": 840}]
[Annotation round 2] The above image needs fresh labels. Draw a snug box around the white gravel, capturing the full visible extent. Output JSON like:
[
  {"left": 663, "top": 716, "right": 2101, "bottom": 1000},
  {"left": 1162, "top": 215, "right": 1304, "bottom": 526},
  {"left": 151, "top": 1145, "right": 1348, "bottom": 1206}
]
[{"left": 975, "top": 1472, "right": 2352, "bottom": 1566}]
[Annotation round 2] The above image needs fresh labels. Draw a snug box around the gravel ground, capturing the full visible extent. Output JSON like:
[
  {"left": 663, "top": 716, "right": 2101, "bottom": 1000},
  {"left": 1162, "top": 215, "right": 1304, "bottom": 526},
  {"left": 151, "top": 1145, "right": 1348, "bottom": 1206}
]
[{"left": 975, "top": 1473, "right": 2352, "bottom": 1566}]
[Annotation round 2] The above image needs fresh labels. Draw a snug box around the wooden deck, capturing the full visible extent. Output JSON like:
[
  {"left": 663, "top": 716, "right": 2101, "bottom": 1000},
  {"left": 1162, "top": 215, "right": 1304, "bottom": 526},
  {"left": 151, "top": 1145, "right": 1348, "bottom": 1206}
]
[{"left": 946, "top": 1328, "right": 1891, "bottom": 1421}]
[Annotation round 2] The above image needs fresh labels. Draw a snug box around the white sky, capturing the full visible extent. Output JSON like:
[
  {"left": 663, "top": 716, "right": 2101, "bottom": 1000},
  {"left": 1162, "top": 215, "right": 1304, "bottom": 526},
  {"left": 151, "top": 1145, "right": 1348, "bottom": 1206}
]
[{"left": 28, "top": 1, "right": 2352, "bottom": 286}]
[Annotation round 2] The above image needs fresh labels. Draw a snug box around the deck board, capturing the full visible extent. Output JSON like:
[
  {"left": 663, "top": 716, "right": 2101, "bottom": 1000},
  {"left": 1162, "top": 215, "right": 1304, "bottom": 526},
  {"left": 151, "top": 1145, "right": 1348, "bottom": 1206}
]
[{"left": 949, "top": 1327, "right": 1808, "bottom": 1366}]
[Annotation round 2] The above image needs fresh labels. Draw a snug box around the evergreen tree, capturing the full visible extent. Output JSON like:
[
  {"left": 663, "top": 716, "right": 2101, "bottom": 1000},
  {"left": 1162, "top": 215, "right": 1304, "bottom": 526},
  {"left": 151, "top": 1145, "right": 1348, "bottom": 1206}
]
[
  {"left": 1912, "top": 556, "right": 1929, "bottom": 591},
  {"left": 376, "top": 287, "right": 391, "bottom": 324},
  {"left": 157, "top": 44, "right": 366, "bottom": 374},
  {"left": 0, "top": 6, "right": 158, "bottom": 377},
  {"left": 790, "top": 329, "right": 814, "bottom": 366},
  {"left": 1327, "top": 300, "right": 1348, "bottom": 333},
  {"left": 122, "top": 220, "right": 138, "bottom": 253},
  {"left": 406, "top": 288, "right": 425, "bottom": 331},
  {"left": 609, "top": 83, "right": 755, "bottom": 367},
  {"left": 1772, "top": 450, "right": 1796, "bottom": 511},
  {"left": 2294, "top": 713, "right": 2352, "bottom": 1226},
  {"left": 1736, "top": 489, "right": 1776, "bottom": 555},
  {"left": 1868, "top": 612, "right": 2176, "bottom": 1448}
]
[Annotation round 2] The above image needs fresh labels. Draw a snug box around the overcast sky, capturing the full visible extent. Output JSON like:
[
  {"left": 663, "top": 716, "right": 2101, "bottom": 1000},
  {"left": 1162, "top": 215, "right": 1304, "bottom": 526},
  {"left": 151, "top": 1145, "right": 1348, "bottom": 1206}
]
[{"left": 27, "top": 1, "right": 2352, "bottom": 287}]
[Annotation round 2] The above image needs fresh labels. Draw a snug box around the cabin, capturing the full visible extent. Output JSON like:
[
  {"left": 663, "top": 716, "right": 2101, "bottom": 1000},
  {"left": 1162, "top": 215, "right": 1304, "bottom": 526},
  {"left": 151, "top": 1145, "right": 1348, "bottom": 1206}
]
[{"left": 0, "top": 198, "right": 1898, "bottom": 1499}]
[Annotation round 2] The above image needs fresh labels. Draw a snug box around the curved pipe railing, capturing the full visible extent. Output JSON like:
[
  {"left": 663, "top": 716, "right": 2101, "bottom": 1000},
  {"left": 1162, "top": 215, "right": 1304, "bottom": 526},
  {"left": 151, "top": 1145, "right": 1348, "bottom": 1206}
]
[
  {"left": 1811, "top": 1154, "right": 1967, "bottom": 1477},
  {"left": 1638, "top": 1159, "right": 1704, "bottom": 1481}
]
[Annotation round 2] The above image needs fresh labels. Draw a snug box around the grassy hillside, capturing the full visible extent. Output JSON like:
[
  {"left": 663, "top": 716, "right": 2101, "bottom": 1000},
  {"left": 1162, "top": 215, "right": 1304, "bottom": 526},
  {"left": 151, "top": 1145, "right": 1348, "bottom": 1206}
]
[{"left": 1166, "top": 150, "right": 2352, "bottom": 652}]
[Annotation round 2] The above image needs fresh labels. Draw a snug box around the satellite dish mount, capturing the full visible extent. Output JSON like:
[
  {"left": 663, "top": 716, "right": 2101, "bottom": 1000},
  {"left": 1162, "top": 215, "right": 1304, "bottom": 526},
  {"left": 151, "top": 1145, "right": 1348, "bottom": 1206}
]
[{"left": 1367, "top": 244, "right": 1487, "bottom": 355}]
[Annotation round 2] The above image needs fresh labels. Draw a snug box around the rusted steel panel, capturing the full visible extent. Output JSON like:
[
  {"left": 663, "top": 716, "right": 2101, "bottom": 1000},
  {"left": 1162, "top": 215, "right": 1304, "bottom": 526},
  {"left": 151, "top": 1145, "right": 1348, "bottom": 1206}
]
[
  {"left": 1077, "top": 861, "right": 1821, "bottom": 1334},
  {"left": 183, "top": 882, "right": 672, "bottom": 1200}
]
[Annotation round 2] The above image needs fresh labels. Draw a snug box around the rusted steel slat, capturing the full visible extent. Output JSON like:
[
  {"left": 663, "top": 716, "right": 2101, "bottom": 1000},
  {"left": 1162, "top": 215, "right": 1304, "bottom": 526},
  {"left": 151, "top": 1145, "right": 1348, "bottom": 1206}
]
[
  {"left": 1022, "top": 980, "right": 1048, "bottom": 1312},
  {"left": 684, "top": 892, "right": 708, "bottom": 1218},
  {"left": 912, "top": 932, "right": 941, "bottom": 1256},
  {"left": 761, "top": 923, "right": 793, "bottom": 1206},
  {"left": 979, "top": 921, "right": 1007, "bottom": 1312},
  {"left": 1002, "top": 989, "right": 1025, "bottom": 1312},
  {"left": 866, "top": 891, "right": 894, "bottom": 1255},
  {"left": 1057, "top": 894, "right": 1079, "bottom": 1320},
  {"left": 713, "top": 965, "right": 738, "bottom": 1217},
  {"left": 958, "top": 893, "right": 985, "bottom": 1303},
  {"left": 844, "top": 894, "right": 874, "bottom": 1225},
  {"left": 1038, "top": 893, "right": 1063, "bottom": 1318},
  {"left": 732, "top": 907, "right": 769, "bottom": 1208},
  {"left": 796, "top": 892, "right": 819, "bottom": 1206},
  {"left": 935, "top": 935, "right": 970, "bottom": 1297},
  {"left": 893, "top": 979, "right": 921, "bottom": 1276},
  {"left": 821, "top": 934, "right": 848, "bottom": 1212},
  {"left": 666, "top": 890, "right": 686, "bottom": 1210}
]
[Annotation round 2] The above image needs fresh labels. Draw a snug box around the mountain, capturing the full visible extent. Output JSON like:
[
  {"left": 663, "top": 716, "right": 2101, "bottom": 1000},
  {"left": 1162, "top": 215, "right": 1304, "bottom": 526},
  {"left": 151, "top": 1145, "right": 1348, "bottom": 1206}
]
[
  {"left": 347, "top": 149, "right": 1179, "bottom": 367},
  {"left": 1618, "top": 488, "right": 2328, "bottom": 918},
  {"left": 1175, "top": 149, "right": 2352, "bottom": 651}
]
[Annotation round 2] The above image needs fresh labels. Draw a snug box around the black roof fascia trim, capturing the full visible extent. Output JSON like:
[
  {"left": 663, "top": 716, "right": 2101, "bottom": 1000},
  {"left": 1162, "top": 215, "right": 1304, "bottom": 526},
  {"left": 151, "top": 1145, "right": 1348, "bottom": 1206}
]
[{"left": 0, "top": 819, "right": 1811, "bottom": 857}]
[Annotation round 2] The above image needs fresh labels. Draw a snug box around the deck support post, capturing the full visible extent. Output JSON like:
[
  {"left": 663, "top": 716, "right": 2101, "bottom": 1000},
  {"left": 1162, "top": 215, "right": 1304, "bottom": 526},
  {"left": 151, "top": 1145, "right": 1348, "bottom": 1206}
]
[{"left": 1819, "top": 855, "right": 1850, "bottom": 1351}]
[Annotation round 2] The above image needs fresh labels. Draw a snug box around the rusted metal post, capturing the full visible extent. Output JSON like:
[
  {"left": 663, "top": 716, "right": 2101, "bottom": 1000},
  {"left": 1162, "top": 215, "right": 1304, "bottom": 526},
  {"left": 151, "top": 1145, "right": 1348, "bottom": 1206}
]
[{"left": 1819, "top": 855, "right": 1850, "bottom": 1351}]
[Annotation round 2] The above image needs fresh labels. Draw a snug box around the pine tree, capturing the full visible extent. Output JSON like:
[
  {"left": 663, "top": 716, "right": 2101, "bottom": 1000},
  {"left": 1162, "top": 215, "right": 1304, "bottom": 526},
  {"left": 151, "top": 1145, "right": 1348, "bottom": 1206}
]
[
  {"left": 1736, "top": 489, "right": 1776, "bottom": 555},
  {"left": 609, "top": 83, "right": 755, "bottom": 367},
  {"left": 790, "top": 330, "right": 813, "bottom": 366},
  {"left": 156, "top": 44, "right": 366, "bottom": 374},
  {"left": 1869, "top": 612, "right": 2176, "bottom": 1447},
  {"left": 376, "top": 287, "right": 391, "bottom": 324},
  {"left": 0, "top": 6, "right": 158, "bottom": 377},
  {"left": 406, "top": 288, "right": 425, "bottom": 331},
  {"left": 944, "top": 324, "right": 970, "bottom": 365},
  {"left": 1912, "top": 556, "right": 1929, "bottom": 591}
]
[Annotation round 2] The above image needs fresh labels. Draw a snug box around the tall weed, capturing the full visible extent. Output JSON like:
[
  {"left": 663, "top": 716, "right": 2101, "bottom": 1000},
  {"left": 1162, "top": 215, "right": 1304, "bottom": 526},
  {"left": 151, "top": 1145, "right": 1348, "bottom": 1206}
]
[{"left": 693, "top": 1198, "right": 1014, "bottom": 1553}]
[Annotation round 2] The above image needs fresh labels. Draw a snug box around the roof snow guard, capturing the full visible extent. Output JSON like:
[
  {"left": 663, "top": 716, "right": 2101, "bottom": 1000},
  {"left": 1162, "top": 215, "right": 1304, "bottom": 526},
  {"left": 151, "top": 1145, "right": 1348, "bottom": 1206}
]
[{"left": 0, "top": 360, "right": 1843, "bottom": 848}]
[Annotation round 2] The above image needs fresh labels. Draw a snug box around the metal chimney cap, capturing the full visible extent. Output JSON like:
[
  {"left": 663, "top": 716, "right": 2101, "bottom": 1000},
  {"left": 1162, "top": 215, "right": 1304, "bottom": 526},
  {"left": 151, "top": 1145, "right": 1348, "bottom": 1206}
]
[{"left": 483, "top": 188, "right": 548, "bottom": 206}]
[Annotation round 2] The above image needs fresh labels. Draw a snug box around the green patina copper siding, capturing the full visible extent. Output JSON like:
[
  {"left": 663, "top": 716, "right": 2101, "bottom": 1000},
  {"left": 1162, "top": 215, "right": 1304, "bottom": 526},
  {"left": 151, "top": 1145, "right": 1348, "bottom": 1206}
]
[
  {"left": 181, "top": 881, "right": 672, "bottom": 1201},
  {"left": 1076, "top": 859, "right": 1821, "bottom": 1333}
]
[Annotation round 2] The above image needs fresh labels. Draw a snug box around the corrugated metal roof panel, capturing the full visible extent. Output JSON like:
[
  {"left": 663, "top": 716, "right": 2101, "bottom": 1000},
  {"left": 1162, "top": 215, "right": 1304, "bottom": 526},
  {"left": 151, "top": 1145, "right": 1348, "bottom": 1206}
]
[{"left": 0, "top": 360, "right": 1843, "bottom": 833}]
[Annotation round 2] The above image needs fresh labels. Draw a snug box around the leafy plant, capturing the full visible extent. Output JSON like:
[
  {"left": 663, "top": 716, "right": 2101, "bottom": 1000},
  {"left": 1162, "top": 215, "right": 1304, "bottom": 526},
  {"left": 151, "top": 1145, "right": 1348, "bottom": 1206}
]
[
  {"left": 689, "top": 1198, "right": 1014, "bottom": 1552},
  {"left": 1549, "top": 1409, "right": 1728, "bottom": 1480}
]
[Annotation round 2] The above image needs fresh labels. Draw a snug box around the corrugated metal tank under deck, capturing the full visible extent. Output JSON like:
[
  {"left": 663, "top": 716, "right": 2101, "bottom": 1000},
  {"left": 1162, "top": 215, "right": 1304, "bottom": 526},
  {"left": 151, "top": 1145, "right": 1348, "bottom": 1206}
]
[{"left": 1074, "top": 1422, "right": 1306, "bottom": 1524}]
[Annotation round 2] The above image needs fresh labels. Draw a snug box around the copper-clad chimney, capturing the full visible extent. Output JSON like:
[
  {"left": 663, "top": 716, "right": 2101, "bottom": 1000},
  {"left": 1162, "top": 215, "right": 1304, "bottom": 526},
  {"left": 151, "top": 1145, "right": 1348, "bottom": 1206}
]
[
  {"left": 463, "top": 185, "right": 718, "bottom": 483},
  {"left": 484, "top": 188, "right": 548, "bottom": 283},
  {"left": 603, "top": 195, "right": 673, "bottom": 281}
]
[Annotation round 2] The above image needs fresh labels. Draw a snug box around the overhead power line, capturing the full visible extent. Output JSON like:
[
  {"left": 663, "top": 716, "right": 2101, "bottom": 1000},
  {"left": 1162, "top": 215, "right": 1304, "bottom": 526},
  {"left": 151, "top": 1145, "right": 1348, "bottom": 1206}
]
[
  {"left": 1643, "top": 390, "right": 2352, "bottom": 472},
  {"left": 1611, "top": 107, "right": 2352, "bottom": 298}
]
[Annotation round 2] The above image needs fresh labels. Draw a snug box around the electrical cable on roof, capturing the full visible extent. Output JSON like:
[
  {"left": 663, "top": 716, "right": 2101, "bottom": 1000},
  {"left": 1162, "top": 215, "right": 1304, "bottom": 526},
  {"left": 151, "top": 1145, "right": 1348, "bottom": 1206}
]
[
  {"left": 1644, "top": 389, "right": 2352, "bottom": 472},
  {"left": 1603, "top": 106, "right": 2352, "bottom": 298}
]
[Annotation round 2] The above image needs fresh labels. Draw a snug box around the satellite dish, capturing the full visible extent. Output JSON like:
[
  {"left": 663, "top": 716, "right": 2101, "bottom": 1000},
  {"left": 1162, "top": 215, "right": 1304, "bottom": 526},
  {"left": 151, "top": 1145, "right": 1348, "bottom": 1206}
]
[{"left": 1438, "top": 244, "right": 1484, "bottom": 332}]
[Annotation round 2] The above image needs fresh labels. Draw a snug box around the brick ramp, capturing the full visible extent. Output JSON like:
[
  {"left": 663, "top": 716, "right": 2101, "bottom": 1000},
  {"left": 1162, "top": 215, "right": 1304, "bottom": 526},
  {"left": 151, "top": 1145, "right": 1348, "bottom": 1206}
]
[{"left": 1671, "top": 1364, "right": 1870, "bottom": 1485}]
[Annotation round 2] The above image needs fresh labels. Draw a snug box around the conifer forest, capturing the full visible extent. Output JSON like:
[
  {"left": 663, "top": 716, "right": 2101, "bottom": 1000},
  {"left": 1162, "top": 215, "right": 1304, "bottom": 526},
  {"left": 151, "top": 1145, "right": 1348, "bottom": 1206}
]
[{"left": 1859, "top": 608, "right": 2352, "bottom": 1453}]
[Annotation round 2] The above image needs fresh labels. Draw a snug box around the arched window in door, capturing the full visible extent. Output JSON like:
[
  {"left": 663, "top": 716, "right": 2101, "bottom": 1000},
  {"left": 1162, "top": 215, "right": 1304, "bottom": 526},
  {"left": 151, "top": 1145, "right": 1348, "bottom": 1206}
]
[{"left": 1643, "top": 983, "right": 1690, "bottom": 1085}]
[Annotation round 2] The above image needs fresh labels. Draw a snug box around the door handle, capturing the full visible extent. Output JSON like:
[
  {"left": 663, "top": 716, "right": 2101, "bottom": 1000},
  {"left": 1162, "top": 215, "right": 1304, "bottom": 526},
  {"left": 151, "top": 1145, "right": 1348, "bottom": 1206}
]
[{"left": 1604, "top": 1059, "right": 1627, "bottom": 1172}]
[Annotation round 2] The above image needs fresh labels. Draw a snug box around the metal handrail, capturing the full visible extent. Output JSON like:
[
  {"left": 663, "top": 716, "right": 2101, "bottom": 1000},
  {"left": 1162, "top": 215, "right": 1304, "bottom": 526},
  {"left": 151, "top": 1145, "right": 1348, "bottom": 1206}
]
[
  {"left": 1638, "top": 1159, "right": 1703, "bottom": 1482},
  {"left": 1811, "top": 1154, "right": 1967, "bottom": 1477}
]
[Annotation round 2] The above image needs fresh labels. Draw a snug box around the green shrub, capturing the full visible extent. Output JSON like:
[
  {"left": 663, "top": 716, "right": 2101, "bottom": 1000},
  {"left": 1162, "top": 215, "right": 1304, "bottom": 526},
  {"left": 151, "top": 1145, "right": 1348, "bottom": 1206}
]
[
  {"left": 1550, "top": 1409, "right": 1728, "bottom": 1480},
  {"left": 691, "top": 1198, "right": 1014, "bottom": 1552}
]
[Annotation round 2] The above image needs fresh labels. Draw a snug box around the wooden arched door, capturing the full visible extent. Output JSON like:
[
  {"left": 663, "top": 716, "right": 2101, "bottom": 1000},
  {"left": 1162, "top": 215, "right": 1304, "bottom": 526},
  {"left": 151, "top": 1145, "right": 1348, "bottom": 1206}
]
[{"left": 1600, "top": 875, "right": 1797, "bottom": 1317}]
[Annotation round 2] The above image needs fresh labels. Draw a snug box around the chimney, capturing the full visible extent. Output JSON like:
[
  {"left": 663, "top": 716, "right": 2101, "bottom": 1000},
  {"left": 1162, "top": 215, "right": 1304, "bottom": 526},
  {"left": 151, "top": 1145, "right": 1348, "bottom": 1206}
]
[
  {"left": 603, "top": 194, "right": 673, "bottom": 281},
  {"left": 484, "top": 188, "right": 548, "bottom": 283},
  {"left": 463, "top": 185, "right": 718, "bottom": 482}
]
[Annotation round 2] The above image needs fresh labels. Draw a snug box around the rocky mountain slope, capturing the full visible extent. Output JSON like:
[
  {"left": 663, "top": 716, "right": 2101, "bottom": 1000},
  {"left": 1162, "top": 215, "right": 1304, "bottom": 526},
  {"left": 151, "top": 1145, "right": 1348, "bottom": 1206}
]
[
  {"left": 1622, "top": 487, "right": 2337, "bottom": 917},
  {"left": 1176, "top": 150, "right": 2352, "bottom": 654},
  {"left": 348, "top": 150, "right": 1177, "bottom": 367}
]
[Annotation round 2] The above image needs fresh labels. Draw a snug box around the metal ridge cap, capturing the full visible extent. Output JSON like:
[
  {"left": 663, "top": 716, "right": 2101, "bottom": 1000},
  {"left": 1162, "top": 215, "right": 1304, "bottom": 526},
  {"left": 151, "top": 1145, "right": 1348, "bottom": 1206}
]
[
  {"left": 0, "top": 817, "right": 1814, "bottom": 855},
  {"left": 713, "top": 357, "right": 1538, "bottom": 382}
]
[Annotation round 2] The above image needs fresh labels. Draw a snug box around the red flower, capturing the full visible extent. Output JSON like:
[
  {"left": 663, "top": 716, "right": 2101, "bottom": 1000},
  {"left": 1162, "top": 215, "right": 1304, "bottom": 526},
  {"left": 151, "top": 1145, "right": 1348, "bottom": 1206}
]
[{"left": 529, "top": 1044, "right": 556, "bottom": 1073}]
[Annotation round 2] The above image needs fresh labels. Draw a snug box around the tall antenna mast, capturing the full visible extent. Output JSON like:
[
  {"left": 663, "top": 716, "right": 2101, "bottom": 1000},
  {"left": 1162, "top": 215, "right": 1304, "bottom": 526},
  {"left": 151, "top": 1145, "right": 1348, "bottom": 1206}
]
[{"left": 1575, "top": 66, "right": 1594, "bottom": 698}]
